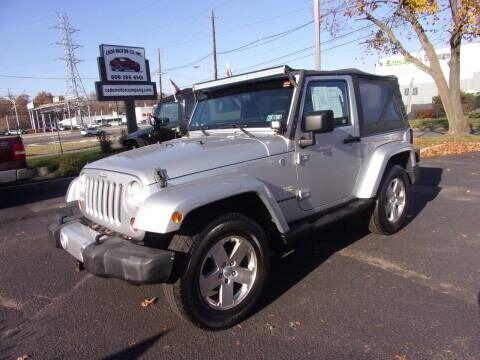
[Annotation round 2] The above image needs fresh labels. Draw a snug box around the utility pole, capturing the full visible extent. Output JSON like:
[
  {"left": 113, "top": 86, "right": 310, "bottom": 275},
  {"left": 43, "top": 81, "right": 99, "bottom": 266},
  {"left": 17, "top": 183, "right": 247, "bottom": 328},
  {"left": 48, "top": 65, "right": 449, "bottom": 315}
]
[
  {"left": 210, "top": 9, "right": 218, "bottom": 80},
  {"left": 313, "top": 0, "right": 321, "bottom": 70},
  {"left": 157, "top": 48, "right": 163, "bottom": 98}
]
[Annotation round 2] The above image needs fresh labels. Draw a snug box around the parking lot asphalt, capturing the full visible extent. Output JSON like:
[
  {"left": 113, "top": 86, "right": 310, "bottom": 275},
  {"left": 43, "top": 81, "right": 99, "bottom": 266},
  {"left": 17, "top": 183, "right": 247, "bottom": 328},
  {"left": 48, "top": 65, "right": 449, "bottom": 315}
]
[{"left": 1, "top": 153, "right": 479, "bottom": 359}]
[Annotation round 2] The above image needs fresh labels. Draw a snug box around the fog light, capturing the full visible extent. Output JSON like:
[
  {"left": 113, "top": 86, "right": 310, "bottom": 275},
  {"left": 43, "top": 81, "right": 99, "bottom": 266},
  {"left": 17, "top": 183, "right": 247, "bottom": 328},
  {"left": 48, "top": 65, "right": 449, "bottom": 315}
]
[{"left": 171, "top": 211, "right": 183, "bottom": 224}]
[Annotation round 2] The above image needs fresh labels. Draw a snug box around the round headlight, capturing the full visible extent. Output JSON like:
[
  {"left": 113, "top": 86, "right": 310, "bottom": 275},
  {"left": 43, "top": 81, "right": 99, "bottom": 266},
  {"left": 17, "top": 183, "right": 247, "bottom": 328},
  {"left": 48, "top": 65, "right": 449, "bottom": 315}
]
[{"left": 126, "top": 181, "right": 145, "bottom": 211}]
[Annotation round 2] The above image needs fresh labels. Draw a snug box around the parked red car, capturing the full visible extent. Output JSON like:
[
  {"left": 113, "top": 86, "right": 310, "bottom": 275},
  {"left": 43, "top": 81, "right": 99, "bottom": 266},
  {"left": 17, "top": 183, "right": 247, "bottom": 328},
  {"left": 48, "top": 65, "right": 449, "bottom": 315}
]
[
  {"left": 109, "top": 57, "right": 140, "bottom": 72},
  {"left": 0, "top": 135, "right": 31, "bottom": 183}
]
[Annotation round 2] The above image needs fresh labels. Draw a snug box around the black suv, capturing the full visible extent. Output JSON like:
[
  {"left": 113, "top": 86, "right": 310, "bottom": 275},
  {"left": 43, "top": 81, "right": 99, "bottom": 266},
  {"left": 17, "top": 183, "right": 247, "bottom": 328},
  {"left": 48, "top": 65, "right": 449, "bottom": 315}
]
[{"left": 122, "top": 88, "right": 194, "bottom": 149}]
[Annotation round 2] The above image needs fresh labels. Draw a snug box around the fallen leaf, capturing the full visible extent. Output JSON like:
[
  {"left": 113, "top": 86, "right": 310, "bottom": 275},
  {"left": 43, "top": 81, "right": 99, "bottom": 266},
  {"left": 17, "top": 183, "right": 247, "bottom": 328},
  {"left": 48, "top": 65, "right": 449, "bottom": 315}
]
[
  {"left": 140, "top": 297, "right": 158, "bottom": 308},
  {"left": 266, "top": 322, "right": 275, "bottom": 331},
  {"left": 420, "top": 142, "right": 480, "bottom": 158},
  {"left": 394, "top": 355, "right": 408, "bottom": 360},
  {"left": 289, "top": 320, "right": 301, "bottom": 330},
  {"left": 17, "top": 356, "right": 29, "bottom": 360}
]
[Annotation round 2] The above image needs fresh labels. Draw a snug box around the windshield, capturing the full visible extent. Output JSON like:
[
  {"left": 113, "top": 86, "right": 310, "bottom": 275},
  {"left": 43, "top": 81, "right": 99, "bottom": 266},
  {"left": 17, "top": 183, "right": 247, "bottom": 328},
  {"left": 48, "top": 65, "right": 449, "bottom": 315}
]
[
  {"left": 189, "top": 79, "right": 293, "bottom": 130},
  {"left": 154, "top": 101, "right": 179, "bottom": 125}
]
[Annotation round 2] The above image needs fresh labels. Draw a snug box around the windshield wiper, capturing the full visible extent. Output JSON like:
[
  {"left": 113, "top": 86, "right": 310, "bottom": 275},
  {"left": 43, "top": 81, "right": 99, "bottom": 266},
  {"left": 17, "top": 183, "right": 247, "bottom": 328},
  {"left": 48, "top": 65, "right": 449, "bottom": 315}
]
[
  {"left": 231, "top": 124, "right": 256, "bottom": 138},
  {"left": 198, "top": 124, "right": 209, "bottom": 136}
]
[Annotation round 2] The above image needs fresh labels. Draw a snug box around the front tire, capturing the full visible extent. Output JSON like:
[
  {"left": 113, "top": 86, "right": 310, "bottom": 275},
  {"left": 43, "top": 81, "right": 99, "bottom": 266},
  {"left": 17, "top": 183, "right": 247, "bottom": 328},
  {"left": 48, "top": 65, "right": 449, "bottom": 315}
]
[
  {"left": 369, "top": 165, "right": 411, "bottom": 235},
  {"left": 163, "top": 213, "right": 270, "bottom": 329}
]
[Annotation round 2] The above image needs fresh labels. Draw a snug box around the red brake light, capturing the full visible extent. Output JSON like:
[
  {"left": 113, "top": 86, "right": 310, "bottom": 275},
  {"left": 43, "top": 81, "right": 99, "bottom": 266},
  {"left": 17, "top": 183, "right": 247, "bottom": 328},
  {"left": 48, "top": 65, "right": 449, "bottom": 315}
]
[{"left": 12, "top": 141, "right": 26, "bottom": 160}]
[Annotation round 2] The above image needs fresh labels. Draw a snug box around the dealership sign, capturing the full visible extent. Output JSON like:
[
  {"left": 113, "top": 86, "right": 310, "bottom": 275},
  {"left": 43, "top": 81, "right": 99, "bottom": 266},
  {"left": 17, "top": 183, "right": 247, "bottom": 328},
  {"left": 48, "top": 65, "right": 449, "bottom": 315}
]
[{"left": 95, "top": 44, "right": 157, "bottom": 101}]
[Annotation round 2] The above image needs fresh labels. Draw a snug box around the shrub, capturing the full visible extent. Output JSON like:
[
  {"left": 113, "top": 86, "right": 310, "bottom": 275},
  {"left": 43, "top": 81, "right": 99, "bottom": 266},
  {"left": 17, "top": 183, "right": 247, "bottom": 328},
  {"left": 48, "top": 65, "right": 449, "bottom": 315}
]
[
  {"left": 415, "top": 108, "right": 437, "bottom": 119},
  {"left": 97, "top": 132, "right": 112, "bottom": 154},
  {"left": 433, "top": 91, "right": 480, "bottom": 117},
  {"left": 409, "top": 118, "right": 449, "bottom": 130},
  {"left": 57, "top": 155, "right": 83, "bottom": 177},
  {"left": 119, "top": 129, "right": 128, "bottom": 149},
  {"left": 469, "top": 108, "right": 480, "bottom": 119}
]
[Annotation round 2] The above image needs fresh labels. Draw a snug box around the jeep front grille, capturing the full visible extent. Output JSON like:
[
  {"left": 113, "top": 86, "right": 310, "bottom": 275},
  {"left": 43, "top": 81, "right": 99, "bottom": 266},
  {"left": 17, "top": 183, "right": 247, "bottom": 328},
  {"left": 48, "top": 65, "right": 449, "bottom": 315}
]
[{"left": 84, "top": 176, "right": 123, "bottom": 225}]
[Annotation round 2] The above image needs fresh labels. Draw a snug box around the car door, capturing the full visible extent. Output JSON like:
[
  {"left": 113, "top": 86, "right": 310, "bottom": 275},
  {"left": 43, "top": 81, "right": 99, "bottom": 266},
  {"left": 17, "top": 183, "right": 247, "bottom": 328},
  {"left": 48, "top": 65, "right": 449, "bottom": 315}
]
[{"left": 295, "top": 76, "right": 362, "bottom": 211}]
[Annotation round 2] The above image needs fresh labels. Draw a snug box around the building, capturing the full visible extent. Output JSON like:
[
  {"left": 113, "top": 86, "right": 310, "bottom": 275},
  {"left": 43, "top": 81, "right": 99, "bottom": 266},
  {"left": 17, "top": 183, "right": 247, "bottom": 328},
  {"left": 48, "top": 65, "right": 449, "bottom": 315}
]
[
  {"left": 375, "top": 42, "right": 480, "bottom": 116},
  {"left": 134, "top": 106, "right": 154, "bottom": 124}
]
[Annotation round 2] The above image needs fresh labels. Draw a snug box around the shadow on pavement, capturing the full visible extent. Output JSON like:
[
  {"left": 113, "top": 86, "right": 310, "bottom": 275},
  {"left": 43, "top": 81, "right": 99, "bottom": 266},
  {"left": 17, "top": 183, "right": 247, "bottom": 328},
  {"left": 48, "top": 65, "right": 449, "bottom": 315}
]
[
  {"left": 0, "top": 179, "right": 71, "bottom": 209},
  {"left": 407, "top": 166, "right": 442, "bottom": 225},
  {"left": 102, "top": 329, "right": 169, "bottom": 360},
  {"left": 256, "top": 165, "right": 443, "bottom": 316}
]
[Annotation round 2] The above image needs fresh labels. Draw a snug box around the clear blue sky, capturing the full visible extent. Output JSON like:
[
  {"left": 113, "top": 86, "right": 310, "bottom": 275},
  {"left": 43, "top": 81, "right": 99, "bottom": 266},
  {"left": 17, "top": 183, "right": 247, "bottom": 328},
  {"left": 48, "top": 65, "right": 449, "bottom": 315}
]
[{"left": 0, "top": 0, "right": 383, "bottom": 98}]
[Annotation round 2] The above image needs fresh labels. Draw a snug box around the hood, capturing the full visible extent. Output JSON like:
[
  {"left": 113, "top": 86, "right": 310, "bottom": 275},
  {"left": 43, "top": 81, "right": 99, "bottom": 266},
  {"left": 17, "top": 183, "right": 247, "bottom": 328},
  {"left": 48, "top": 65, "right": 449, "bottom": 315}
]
[{"left": 85, "top": 131, "right": 289, "bottom": 184}]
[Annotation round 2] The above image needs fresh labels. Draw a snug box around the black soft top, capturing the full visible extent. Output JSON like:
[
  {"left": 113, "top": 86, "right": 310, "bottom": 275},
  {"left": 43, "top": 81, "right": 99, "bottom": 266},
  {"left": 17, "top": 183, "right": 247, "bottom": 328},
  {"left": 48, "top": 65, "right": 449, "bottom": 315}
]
[{"left": 300, "top": 68, "right": 397, "bottom": 81}]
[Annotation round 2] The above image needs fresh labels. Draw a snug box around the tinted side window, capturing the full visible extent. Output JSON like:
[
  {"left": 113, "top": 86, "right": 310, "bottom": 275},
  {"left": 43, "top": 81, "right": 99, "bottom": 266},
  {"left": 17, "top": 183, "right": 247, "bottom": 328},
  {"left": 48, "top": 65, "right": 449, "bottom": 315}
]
[
  {"left": 304, "top": 80, "right": 350, "bottom": 127},
  {"left": 359, "top": 79, "right": 406, "bottom": 136},
  {"left": 157, "top": 102, "right": 179, "bottom": 125}
]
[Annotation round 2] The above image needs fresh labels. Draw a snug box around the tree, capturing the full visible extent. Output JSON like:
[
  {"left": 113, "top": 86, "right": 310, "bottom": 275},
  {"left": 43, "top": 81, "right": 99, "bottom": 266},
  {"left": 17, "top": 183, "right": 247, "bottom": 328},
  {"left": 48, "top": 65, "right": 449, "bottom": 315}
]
[
  {"left": 34, "top": 91, "right": 54, "bottom": 106},
  {"left": 328, "top": 0, "right": 480, "bottom": 135}
]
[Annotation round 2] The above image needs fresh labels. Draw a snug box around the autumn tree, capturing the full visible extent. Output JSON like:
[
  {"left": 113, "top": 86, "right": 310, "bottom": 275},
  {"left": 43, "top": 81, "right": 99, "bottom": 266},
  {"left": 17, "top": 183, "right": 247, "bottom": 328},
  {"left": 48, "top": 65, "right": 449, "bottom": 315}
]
[
  {"left": 327, "top": 0, "right": 480, "bottom": 135},
  {"left": 34, "top": 91, "right": 54, "bottom": 106}
]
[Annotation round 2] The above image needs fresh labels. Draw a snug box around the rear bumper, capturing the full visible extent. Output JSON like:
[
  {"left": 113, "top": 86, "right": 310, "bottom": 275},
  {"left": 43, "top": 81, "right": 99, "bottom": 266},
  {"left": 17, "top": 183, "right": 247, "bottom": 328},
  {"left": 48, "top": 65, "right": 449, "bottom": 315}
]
[
  {"left": 0, "top": 168, "right": 34, "bottom": 183},
  {"left": 49, "top": 210, "right": 176, "bottom": 284}
]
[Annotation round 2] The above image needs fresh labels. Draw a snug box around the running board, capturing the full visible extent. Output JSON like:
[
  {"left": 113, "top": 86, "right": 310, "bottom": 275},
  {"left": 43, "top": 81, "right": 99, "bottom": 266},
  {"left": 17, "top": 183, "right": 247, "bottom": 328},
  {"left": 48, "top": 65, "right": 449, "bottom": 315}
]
[{"left": 282, "top": 199, "right": 373, "bottom": 246}]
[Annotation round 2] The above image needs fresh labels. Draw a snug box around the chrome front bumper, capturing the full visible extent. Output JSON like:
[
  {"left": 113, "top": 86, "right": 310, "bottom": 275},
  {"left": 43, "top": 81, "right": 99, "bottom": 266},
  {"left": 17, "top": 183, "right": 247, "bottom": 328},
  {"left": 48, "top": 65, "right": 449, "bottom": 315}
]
[{"left": 49, "top": 210, "right": 176, "bottom": 284}]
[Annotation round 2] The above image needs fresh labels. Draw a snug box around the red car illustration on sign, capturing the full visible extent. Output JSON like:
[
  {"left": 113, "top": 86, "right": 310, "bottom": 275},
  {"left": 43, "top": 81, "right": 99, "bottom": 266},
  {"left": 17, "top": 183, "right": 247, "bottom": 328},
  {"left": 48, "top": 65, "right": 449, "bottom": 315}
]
[{"left": 109, "top": 57, "right": 140, "bottom": 72}]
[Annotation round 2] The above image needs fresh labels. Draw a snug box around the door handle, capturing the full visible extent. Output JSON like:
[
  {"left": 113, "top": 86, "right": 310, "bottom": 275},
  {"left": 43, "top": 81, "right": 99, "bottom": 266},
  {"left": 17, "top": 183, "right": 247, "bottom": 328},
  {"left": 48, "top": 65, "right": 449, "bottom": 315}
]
[{"left": 343, "top": 135, "right": 361, "bottom": 144}]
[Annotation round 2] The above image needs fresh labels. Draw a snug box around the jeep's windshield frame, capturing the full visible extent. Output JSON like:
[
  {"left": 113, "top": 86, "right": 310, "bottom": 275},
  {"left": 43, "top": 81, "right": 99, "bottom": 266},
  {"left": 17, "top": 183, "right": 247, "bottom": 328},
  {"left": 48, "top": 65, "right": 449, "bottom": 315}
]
[{"left": 189, "top": 79, "right": 293, "bottom": 131}]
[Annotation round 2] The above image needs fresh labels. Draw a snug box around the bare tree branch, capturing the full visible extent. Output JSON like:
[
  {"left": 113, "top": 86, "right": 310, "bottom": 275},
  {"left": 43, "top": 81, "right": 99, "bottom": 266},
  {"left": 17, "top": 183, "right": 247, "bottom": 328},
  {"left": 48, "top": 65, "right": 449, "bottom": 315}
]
[{"left": 363, "top": 12, "right": 433, "bottom": 75}]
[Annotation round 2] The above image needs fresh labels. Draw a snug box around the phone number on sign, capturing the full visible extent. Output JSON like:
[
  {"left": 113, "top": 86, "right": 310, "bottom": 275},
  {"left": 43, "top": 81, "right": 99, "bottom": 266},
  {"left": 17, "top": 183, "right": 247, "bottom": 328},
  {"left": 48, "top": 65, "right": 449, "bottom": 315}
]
[{"left": 109, "top": 74, "right": 144, "bottom": 81}]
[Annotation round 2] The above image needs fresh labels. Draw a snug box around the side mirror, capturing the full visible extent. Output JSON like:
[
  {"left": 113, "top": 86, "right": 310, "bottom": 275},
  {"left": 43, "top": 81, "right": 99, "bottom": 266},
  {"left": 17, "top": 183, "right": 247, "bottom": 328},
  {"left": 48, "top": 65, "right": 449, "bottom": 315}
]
[
  {"left": 302, "top": 110, "right": 334, "bottom": 133},
  {"left": 299, "top": 110, "right": 335, "bottom": 148}
]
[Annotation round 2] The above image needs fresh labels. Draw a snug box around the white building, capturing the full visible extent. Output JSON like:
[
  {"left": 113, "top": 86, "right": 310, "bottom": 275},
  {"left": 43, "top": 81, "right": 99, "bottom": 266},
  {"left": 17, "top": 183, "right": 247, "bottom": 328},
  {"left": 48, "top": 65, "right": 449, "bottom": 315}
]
[
  {"left": 375, "top": 42, "right": 480, "bottom": 114},
  {"left": 135, "top": 106, "right": 154, "bottom": 124}
]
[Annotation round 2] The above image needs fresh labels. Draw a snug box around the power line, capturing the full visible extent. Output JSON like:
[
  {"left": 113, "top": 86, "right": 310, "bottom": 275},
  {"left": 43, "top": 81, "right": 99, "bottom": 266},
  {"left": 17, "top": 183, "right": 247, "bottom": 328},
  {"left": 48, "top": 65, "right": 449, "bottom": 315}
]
[
  {"left": 218, "top": 20, "right": 313, "bottom": 55},
  {"left": 164, "top": 53, "right": 212, "bottom": 72},
  {"left": 161, "top": 6, "right": 311, "bottom": 50},
  {"left": 0, "top": 74, "right": 96, "bottom": 80},
  {"left": 112, "top": 0, "right": 238, "bottom": 43},
  {"left": 236, "top": 33, "right": 372, "bottom": 73},
  {"left": 164, "top": 19, "right": 315, "bottom": 73}
]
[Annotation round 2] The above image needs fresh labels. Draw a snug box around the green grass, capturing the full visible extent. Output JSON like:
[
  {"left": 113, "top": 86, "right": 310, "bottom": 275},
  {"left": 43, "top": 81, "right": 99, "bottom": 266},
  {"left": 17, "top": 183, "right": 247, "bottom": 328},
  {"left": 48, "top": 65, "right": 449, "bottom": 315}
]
[
  {"left": 26, "top": 139, "right": 100, "bottom": 156},
  {"left": 27, "top": 148, "right": 123, "bottom": 176},
  {"left": 413, "top": 134, "right": 480, "bottom": 149},
  {"left": 409, "top": 117, "right": 480, "bottom": 131}
]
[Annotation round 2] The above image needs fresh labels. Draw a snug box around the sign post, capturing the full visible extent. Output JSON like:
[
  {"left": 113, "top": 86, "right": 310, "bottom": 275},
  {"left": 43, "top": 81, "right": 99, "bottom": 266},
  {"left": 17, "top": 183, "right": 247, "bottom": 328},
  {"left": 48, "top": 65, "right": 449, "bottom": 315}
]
[{"left": 95, "top": 44, "right": 157, "bottom": 133}]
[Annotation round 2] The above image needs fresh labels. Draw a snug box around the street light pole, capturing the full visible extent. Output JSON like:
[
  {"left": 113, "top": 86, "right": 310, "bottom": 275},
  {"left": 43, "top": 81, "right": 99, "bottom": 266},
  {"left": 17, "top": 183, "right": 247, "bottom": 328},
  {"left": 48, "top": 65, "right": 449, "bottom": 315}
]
[
  {"left": 210, "top": 8, "right": 218, "bottom": 80},
  {"left": 313, "top": 0, "right": 321, "bottom": 71},
  {"left": 158, "top": 48, "right": 163, "bottom": 98}
]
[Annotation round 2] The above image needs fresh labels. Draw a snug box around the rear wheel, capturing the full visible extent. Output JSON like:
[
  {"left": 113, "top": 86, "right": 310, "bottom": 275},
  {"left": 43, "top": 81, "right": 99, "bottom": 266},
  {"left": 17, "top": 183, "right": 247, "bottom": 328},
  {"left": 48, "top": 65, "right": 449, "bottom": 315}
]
[
  {"left": 369, "top": 165, "right": 411, "bottom": 235},
  {"left": 163, "top": 213, "right": 270, "bottom": 329}
]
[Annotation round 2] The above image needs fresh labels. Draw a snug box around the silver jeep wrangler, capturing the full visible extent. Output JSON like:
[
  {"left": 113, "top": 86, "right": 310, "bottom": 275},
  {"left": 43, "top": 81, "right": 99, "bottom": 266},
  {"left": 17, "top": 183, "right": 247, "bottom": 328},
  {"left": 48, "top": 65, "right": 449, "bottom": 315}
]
[{"left": 50, "top": 66, "right": 419, "bottom": 329}]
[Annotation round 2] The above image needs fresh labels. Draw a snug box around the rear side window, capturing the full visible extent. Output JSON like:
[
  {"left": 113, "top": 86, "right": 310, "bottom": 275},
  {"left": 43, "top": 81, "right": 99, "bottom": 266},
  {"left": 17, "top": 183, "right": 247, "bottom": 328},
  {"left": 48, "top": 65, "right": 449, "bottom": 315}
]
[{"left": 358, "top": 79, "right": 407, "bottom": 136}]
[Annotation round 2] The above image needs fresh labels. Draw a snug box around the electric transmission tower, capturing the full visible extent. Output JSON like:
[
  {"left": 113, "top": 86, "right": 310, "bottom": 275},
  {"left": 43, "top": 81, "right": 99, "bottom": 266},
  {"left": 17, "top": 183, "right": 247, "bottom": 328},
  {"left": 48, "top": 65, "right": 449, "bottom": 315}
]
[{"left": 53, "top": 12, "right": 90, "bottom": 126}]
